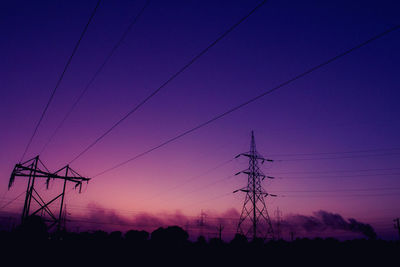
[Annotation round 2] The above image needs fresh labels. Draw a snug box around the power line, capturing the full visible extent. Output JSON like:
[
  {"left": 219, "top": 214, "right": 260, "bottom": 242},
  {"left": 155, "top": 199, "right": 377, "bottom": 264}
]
[
  {"left": 268, "top": 147, "right": 400, "bottom": 157},
  {"left": 19, "top": 0, "right": 102, "bottom": 162},
  {"left": 68, "top": 0, "right": 268, "bottom": 164},
  {"left": 180, "top": 192, "right": 233, "bottom": 210},
  {"left": 161, "top": 174, "right": 234, "bottom": 204},
  {"left": 40, "top": 0, "right": 151, "bottom": 155},
  {"left": 0, "top": 191, "right": 26, "bottom": 210},
  {"left": 36, "top": 204, "right": 236, "bottom": 220},
  {"left": 0, "top": 177, "right": 53, "bottom": 211},
  {"left": 275, "top": 152, "right": 400, "bottom": 162},
  {"left": 1, "top": 198, "right": 395, "bottom": 224},
  {"left": 93, "top": 24, "right": 400, "bottom": 177},
  {"left": 0, "top": 189, "right": 9, "bottom": 209},
  {"left": 67, "top": 217, "right": 161, "bottom": 228},
  {"left": 144, "top": 158, "right": 234, "bottom": 202},
  {"left": 272, "top": 187, "right": 400, "bottom": 193},
  {"left": 279, "top": 172, "right": 400, "bottom": 179},
  {"left": 272, "top": 167, "right": 400, "bottom": 175},
  {"left": 138, "top": 139, "right": 239, "bottom": 201},
  {"left": 282, "top": 192, "right": 400, "bottom": 198},
  {"left": 66, "top": 215, "right": 239, "bottom": 228},
  {"left": 169, "top": 185, "right": 400, "bottom": 211}
]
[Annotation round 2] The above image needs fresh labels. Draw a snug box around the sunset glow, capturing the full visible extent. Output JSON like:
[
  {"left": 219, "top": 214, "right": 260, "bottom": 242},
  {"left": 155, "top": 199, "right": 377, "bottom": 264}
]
[{"left": 1, "top": 0, "right": 399, "bottom": 241}]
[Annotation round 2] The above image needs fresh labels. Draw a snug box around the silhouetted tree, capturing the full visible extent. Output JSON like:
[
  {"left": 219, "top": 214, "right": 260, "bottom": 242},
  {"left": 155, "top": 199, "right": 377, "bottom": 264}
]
[
  {"left": 109, "top": 230, "right": 122, "bottom": 242},
  {"left": 196, "top": 235, "right": 207, "bottom": 246},
  {"left": 151, "top": 226, "right": 188, "bottom": 245},
  {"left": 92, "top": 230, "right": 108, "bottom": 242},
  {"left": 209, "top": 237, "right": 224, "bottom": 247},
  {"left": 125, "top": 229, "right": 149, "bottom": 243},
  {"left": 230, "top": 233, "right": 247, "bottom": 246},
  {"left": 251, "top": 237, "right": 264, "bottom": 247},
  {"left": 15, "top": 215, "right": 48, "bottom": 241}
]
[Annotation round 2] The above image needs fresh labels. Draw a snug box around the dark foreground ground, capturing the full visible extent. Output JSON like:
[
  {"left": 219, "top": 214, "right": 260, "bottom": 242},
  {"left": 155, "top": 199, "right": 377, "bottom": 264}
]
[{"left": 1, "top": 218, "right": 398, "bottom": 266}]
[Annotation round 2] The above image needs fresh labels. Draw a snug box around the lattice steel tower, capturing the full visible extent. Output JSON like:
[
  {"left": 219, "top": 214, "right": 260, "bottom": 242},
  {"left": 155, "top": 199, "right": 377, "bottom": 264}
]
[
  {"left": 234, "top": 131, "right": 276, "bottom": 240},
  {"left": 8, "top": 155, "right": 90, "bottom": 230}
]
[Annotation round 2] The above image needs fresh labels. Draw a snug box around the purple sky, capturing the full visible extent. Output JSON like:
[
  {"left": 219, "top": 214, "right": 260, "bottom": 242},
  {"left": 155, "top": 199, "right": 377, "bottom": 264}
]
[{"left": 1, "top": 0, "right": 399, "bottom": 239}]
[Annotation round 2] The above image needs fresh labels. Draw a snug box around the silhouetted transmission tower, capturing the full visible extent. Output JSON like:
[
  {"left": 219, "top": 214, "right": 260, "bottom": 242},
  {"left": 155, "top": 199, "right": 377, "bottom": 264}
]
[
  {"left": 8, "top": 155, "right": 90, "bottom": 230},
  {"left": 234, "top": 131, "right": 276, "bottom": 240}
]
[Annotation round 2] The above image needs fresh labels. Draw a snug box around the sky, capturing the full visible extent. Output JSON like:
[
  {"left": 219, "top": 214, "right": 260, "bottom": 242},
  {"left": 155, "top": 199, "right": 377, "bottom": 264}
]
[{"left": 0, "top": 0, "right": 399, "bottom": 239}]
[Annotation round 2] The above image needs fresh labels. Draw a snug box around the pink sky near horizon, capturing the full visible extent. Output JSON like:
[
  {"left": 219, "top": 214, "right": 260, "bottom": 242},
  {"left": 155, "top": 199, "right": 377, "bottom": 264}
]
[{"left": 1, "top": 0, "right": 399, "bottom": 240}]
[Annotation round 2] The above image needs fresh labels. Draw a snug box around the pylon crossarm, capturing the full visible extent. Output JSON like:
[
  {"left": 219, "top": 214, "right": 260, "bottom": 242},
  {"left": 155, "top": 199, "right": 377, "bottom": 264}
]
[
  {"left": 14, "top": 162, "right": 89, "bottom": 181},
  {"left": 13, "top": 165, "right": 51, "bottom": 177},
  {"left": 236, "top": 170, "right": 267, "bottom": 178},
  {"left": 235, "top": 170, "right": 246, "bottom": 176},
  {"left": 12, "top": 167, "right": 89, "bottom": 182},
  {"left": 13, "top": 174, "right": 54, "bottom": 178},
  {"left": 233, "top": 187, "right": 247, "bottom": 193},
  {"left": 10, "top": 173, "right": 88, "bottom": 191},
  {"left": 236, "top": 153, "right": 272, "bottom": 162}
]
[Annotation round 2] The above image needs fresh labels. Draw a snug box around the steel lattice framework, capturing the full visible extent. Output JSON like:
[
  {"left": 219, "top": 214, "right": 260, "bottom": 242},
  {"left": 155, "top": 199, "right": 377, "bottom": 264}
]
[
  {"left": 8, "top": 155, "right": 90, "bottom": 230},
  {"left": 234, "top": 131, "right": 276, "bottom": 240}
]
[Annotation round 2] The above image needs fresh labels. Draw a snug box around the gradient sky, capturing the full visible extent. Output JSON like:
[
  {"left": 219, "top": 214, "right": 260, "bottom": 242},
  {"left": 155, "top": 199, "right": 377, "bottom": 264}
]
[{"left": 1, "top": 0, "right": 400, "bottom": 239}]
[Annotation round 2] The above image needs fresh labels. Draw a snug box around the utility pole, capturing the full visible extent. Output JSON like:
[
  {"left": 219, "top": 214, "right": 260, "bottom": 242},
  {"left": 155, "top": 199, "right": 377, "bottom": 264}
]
[
  {"left": 234, "top": 131, "right": 276, "bottom": 241},
  {"left": 185, "top": 221, "right": 190, "bottom": 235},
  {"left": 394, "top": 218, "right": 400, "bottom": 240},
  {"left": 275, "top": 207, "right": 282, "bottom": 240},
  {"left": 8, "top": 156, "right": 90, "bottom": 230},
  {"left": 60, "top": 204, "right": 68, "bottom": 232},
  {"left": 217, "top": 224, "right": 224, "bottom": 240}
]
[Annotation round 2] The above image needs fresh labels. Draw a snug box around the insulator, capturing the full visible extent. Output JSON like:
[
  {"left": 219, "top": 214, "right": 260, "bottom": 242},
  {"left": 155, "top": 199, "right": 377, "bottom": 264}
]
[
  {"left": 8, "top": 172, "right": 16, "bottom": 189},
  {"left": 46, "top": 178, "right": 50, "bottom": 189}
]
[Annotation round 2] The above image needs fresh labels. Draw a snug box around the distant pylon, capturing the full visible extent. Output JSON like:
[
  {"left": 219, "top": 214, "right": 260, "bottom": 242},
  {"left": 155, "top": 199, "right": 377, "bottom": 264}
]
[
  {"left": 234, "top": 131, "right": 276, "bottom": 240},
  {"left": 198, "top": 210, "right": 207, "bottom": 237},
  {"left": 394, "top": 218, "right": 400, "bottom": 240},
  {"left": 217, "top": 224, "right": 224, "bottom": 240},
  {"left": 275, "top": 207, "right": 282, "bottom": 240}
]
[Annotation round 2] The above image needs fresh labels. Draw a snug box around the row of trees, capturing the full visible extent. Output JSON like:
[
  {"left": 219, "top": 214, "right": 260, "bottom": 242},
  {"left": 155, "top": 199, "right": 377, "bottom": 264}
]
[{"left": 1, "top": 215, "right": 398, "bottom": 266}]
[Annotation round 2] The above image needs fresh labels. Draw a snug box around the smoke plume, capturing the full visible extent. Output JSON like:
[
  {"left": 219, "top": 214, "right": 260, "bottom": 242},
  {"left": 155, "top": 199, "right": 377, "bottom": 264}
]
[
  {"left": 283, "top": 210, "right": 376, "bottom": 239},
  {"left": 62, "top": 204, "right": 378, "bottom": 240}
]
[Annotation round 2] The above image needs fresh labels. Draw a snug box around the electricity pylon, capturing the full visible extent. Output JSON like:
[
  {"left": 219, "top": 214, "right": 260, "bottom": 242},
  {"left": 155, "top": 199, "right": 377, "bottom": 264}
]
[
  {"left": 234, "top": 131, "right": 276, "bottom": 240},
  {"left": 198, "top": 210, "right": 207, "bottom": 237},
  {"left": 394, "top": 218, "right": 400, "bottom": 240},
  {"left": 275, "top": 207, "right": 282, "bottom": 240},
  {"left": 8, "top": 155, "right": 90, "bottom": 230}
]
